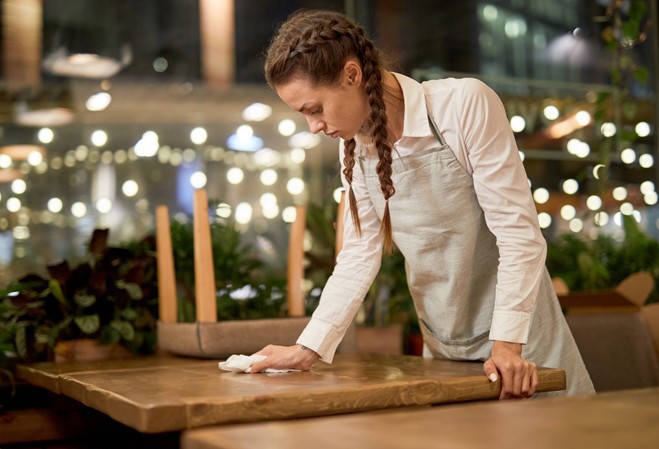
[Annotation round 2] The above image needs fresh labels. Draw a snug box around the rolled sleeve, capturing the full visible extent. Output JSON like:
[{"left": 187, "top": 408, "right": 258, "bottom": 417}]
[
  {"left": 489, "top": 310, "right": 532, "bottom": 344},
  {"left": 297, "top": 317, "right": 344, "bottom": 363}
]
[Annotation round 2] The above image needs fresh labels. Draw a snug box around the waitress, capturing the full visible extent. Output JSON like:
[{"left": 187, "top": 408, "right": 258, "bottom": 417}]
[{"left": 249, "top": 9, "right": 594, "bottom": 399}]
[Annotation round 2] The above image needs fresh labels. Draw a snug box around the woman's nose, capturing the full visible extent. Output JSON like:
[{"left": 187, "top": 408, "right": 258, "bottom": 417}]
[{"left": 307, "top": 117, "right": 325, "bottom": 134}]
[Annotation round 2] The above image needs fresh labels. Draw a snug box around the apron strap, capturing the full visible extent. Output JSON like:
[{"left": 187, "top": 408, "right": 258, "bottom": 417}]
[
  {"left": 357, "top": 149, "right": 366, "bottom": 173},
  {"left": 427, "top": 113, "right": 447, "bottom": 147}
]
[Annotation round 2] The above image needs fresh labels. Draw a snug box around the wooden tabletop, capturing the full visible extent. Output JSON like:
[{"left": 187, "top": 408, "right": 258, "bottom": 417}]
[
  {"left": 181, "top": 387, "right": 659, "bottom": 449},
  {"left": 16, "top": 353, "right": 565, "bottom": 433}
]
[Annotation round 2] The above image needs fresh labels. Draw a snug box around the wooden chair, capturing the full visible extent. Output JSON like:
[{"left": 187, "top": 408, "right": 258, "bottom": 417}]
[{"left": 156, "top": 189, "right": 355, "bottom": 357}]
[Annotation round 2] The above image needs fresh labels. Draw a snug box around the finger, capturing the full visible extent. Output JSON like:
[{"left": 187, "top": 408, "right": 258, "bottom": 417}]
[
  {"left": 246, "top": 361, "right": 265, "bottom": 373},
  {"left": 511, "top": 365, "right": 525, "bottom": 398},
  {"left": 529, "top": 364, "right": 539, "bottom": 397},
  {"left": 253, "top": 344, "right": 276, "bottom": 357},
  {"left": 520, "top": 366, "right": 532, "bottom": 397},
  {"left": 483, "top": 359, "right": 499, "bottom": 383},
  {"left": 250, "top": 358, "right": 278, "bottom": 373},
  {"left": 248, "top": 354, "right": 274, "bottom": 373},
  {"left": 499, "top": 368, "right": 513, "bottom": 400}
]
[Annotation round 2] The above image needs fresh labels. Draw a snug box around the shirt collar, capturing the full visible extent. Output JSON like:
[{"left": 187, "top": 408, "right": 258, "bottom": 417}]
[
  {"left": 354, "top": 72, "right": 432, "bottom": 148},
  {"left": 392, "top": 72, "right": 433, "bottom": 138}
]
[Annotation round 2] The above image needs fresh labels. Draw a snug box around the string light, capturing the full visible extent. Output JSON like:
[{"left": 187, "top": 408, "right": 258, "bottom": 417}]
[{"left": 533, "top": 188, "right": 549, "bottom": 204}]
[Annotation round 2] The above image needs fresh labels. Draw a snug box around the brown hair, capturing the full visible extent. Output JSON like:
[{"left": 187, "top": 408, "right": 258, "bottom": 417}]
[{"left": 264, "top": 9, "right": 395, "bottom": 253}]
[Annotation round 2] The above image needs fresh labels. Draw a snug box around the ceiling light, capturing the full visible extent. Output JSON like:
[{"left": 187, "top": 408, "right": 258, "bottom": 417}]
[
  {"left": 14, "top": 103, "right": 74, "bottom": 127},
  {"left": 0, "top": 169, "right": 21, "bottom": 183},
  {"left": 242, "top": 103, "right": 272, "bottom": 122},
  {"left": 0, "top": 145, "right": 45, "bottom": 160},
  {"left": 288, "top": 132, "right": 320, "bottom": 149},
  {"left": 91, "top": 130, "right": 108, "bottom": 147},
  {"left": 278, "top": 119, "right": 296, "bottom": 136},
  {"left": 37, "top": 128, "right": 55, "bottom": 144},
  {"left": 190, "top": 127, "right": 208, "bottom": 145},
  {"left": 543, "top": 105, "right": 560, "bottom": 121},
  {"left": 227, "top": 127, "right": 263, "bottom": 152},
  {"left": 86, "top": 92, "right": 112, "bottom": 111},
  {"left": 43, "top": 45, "right": 132, "bottom": 79},
  {"left": 260, "top": 169, "right": 277, "bottom": 186}
]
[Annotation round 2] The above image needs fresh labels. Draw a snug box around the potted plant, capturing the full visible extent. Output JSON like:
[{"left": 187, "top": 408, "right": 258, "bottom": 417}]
[
  {"left": 546, "top": 214, "right": 659, "bottom": 303},
  {"left": 0, "top": 229, "right": 160, "bottom": 367}
]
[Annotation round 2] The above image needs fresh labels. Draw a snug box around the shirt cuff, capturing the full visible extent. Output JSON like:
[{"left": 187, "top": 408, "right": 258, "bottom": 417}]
[
  {"left": 296, "top": 317, "right": 345, "bottom": 363},
  {"left": 489, "top": 310, "right": 532, "bottom": 344}
]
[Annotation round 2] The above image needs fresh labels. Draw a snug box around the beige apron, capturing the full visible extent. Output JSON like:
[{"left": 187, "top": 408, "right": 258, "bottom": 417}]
[{"left": 357, "top": 112, "right": 594, "bottom": 396}]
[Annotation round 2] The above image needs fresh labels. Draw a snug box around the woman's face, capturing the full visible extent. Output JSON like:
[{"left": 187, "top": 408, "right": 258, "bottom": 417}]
[{"left": 275, "top": 63, "right": 370, "bottom": 141}]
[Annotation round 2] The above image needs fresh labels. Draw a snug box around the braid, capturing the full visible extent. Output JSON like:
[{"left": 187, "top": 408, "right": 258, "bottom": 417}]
[
  {"left": 342, "top": 138, "right": 360, "bottom": 236},
  {"left": 356, "top": 31, "right": 396, "bottom": 254},
  {"left": 265, "top": 10, "right": 396, "bottom": 252}
]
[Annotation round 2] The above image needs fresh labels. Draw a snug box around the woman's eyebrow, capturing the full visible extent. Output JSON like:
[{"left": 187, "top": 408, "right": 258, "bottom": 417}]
[{"left": 297, "top": 102, "right": 314, "bottom": 112}]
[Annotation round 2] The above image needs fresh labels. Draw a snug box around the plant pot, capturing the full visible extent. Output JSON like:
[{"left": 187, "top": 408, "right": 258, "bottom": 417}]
[
  {"left": 404, "top": 332, "right": 424, "bottom": 356},
  {"left": 157, "top": 318, "right": 359, "bottom": 358},
  {"left": 54, "top": 339, "right": 133, "bottom": 363},
  {"left": 356, "top": 325, "right": 403, "bottom": 355}
]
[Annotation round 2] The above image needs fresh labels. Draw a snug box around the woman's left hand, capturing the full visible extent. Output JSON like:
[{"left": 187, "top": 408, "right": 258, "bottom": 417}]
[{"left": 483, "top": 341, "right": 538, "bottom": 400}]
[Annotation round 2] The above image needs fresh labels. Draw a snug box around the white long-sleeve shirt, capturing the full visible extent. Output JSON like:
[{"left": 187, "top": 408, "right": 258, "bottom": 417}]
[{"left": 297, "top": 73, "right": 547, "bottom": 363}]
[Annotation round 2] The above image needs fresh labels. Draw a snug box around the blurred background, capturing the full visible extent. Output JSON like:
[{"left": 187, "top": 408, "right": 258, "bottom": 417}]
[{"left": 0, "top": 0, "right": 657, "bottom": 285}]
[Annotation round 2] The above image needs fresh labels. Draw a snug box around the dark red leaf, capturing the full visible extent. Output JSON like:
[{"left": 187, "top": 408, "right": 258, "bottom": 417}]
[{"left": 89, "top": 229, "right": 109, "bottom": 257}]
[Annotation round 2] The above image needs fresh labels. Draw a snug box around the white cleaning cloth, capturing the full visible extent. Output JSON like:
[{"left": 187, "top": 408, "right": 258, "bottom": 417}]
[{"left": 218, "top": 354, "right": 300, "bottom": 373}]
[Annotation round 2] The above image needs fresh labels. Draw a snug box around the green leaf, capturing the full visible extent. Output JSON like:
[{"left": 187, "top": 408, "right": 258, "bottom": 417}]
[
  {"left": 622, "top": 213, "right": 644, "bottom": 241},
  {"left": 100, "top": 326, "right": 121, "bottom": 345},
  {"left": 111, "top": 320, "right": 135, "bottom": 341},
  {"left": 48, "top": 279, "right": 66, "bottom": 304},
  {"left": 117, "top": 281, "right": 143, "bottom": 300},
  {"left": 620, "top": 129, "right": 637, "bottom": 143},
  {"left": 15, "top": 326, "right": 27, "bottom": 359},
  {"left": 598, "top": 139, "right": 614, "bottom": 166},
  {"left": 629, "top": 1, "right": 647, "bottom": 22},
  {"left": 47, "top": 323, "right": 63, "bottom": 347},
  {"left": 622, "top": 102, "right": 638, "bottom": 120},
  {"left": 177, "top": 297, "right": 196, "bottom": 323},
  {"left": 619, "top": 53, "right": 633, "bottom": 70},
  {"left": 621, "top": 20, "right": 640, "bottom": 42},
  {"left": 633, "top": 67, "right": 649, "bottom": 85},
  {"left": 121, "top": 307, "right": 139, "bottom": 321},
  {"left": 74, "top": 294, "right": 96, "bottom": 308},
  {"left": 74, "top": 315, "right": 100, "bottom": 335}
]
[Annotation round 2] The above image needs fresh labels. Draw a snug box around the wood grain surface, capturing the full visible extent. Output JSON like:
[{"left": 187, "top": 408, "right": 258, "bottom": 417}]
[
  {"left": 17, "top": 354, "right": 565, "bottom": 433},
  {"left": 181, "top": 387, "right": 659, "bottom": 449}
]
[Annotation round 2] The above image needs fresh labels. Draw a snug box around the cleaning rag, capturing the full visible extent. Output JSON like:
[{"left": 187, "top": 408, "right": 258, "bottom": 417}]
[{"left": 218, "top": 354, "right": 300, "bottom": 373}]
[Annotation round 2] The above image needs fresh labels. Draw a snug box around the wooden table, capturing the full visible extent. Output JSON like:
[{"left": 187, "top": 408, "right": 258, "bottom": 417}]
[
  {"left": 181, "top": 387, "right": 659, "bottom": 449},
  {"left": 16, "top": 353, "right": 565, "bottom": 434}
]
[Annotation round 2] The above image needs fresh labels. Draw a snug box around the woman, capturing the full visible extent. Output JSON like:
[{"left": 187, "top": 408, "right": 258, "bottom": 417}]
[{"left": 249, "top": 9, "right": 594, "bottom": 399}]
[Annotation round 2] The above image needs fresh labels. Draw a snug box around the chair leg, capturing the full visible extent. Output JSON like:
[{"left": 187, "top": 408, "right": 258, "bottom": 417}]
[
  {"left": 156, "top": 205, "right": 178, "bottom": 324},
  {"left": 193, "top": 189, "right": 218, "bottom": 323},
  {"left": 287, "top": 205, "right": 306, "bottom": 317}
]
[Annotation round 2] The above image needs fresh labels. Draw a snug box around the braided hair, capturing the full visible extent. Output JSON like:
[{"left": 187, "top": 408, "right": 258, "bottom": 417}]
[{"left": 265, "top": 10, "right": 396, "bottom": 253}]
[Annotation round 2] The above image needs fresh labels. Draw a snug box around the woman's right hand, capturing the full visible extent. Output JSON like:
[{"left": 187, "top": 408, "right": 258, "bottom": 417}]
[{"left": 248, "top": 344, "right": 320, "bottom": 373}]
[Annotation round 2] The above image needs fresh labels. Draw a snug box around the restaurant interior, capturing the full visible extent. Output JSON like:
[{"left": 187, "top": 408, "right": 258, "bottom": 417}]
[{"left": 1, "top": 0, "right": 659, "bottom": 448}]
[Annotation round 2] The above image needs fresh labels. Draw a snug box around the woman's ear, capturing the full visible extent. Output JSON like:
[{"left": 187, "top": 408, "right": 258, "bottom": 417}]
[{"left": 343, "top": 60, "right": 362, "bottom": 86}]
